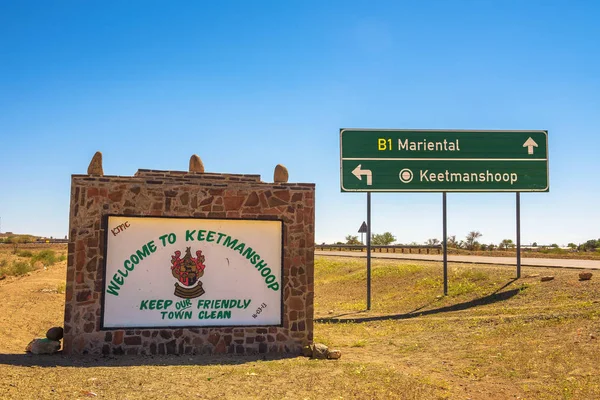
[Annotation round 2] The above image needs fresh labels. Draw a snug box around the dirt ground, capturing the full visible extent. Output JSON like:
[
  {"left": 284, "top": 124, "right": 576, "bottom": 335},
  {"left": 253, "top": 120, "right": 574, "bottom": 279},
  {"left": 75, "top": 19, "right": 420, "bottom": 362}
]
[{"left": 0, "top": 249, "right": 599, "bottom": 399}]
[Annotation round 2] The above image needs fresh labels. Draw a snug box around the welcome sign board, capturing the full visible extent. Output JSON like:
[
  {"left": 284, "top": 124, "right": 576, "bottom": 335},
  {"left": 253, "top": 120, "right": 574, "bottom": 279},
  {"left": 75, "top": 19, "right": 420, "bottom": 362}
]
[{"left": 102, "top": 216, "right": 283, "bottom": 328}]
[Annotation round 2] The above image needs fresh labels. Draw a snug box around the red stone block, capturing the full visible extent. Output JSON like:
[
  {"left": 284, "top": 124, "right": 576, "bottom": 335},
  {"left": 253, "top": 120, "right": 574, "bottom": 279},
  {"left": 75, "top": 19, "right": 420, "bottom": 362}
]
[
  {"left": 244, "top": 192, "right": 259, "bottom": 207},
  {"left": 273, "top": 191, "right": 290, "bottom": 202},
  {"left": 124, "top": 336, "right": 142, "bottom": 346},
  {"left": 65, "top": 286, "right": 73, "bottom": 302},
  {"left": 76, "top": 289, "right": 92, "bottom": 302},
  {"left": 207, "top": 333, "right": 220, "bottom": 346},
  {"left": 108, "top": 191, "right": 123, "bottom": 202},
  {"left": 215, "top": 340, "right": 227, "bottom": 353},
  {"left": 291, "top": 193, "right": 303, "bottom": 202},
  {"left": 224, "top": 196, "right": 245, "bottom": 210},
  {"left": 113, "top": 331, "right": 124, "bottom": 345},
  {"left": 289, "top": 297, "right": 304, "bottom": 311},
  {"left": 75, "top": 251, "right": 86, "bottom": 270}
]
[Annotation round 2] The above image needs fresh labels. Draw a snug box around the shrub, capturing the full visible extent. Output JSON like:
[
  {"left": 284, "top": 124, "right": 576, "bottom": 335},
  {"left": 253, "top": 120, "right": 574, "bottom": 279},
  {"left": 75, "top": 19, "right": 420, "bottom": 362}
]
[
  {"left": 31, "top": 250, "right": 57, "bottom": 266},
  {"left": 17, "top": 250, "right": 33, "bottom": 257},
  {"left": 12, "top": 260, "right": 34, "bottom": 276}
]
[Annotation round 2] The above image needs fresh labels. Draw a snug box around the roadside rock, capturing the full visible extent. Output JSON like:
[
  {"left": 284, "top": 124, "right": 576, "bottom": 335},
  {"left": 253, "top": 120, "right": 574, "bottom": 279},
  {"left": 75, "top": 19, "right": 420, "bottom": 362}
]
[
  {"left": 302, "top": 343, "right": 341, "bottom": 360},
  {"left": 26, "top": 338, "right": 61, "bottom": 354},
  {"left": 312, "top": 343, "right": 329, "bottom": 359},
  {"left": 541, "top": 276, "right": 555, "bottom": 282},
  {"left": 579, "top": 272, "right": 593, "bottom": 281},
  {"left": 46, "top": 326, "right": 64, "bottom": 341},
  {"left": 327, "top": 349, "right": 342, "bottom": 359}
]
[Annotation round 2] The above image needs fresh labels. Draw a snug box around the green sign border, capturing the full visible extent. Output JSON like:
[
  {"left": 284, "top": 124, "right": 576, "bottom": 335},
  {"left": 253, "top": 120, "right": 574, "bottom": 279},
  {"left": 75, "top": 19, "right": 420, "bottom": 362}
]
[{"left": 340, "top": 129, "right": 549, "bottom": 193}]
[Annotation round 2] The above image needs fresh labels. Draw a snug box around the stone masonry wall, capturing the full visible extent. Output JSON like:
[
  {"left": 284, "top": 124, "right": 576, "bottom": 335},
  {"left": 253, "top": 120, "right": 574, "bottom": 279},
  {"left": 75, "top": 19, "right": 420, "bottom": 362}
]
[{"left": 64, "top": 169, "right": 315, "bottom": 355}]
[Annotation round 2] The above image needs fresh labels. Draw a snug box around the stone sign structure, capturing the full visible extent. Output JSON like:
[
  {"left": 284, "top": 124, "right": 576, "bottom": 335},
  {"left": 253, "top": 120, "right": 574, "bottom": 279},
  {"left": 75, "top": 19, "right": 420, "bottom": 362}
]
[{"left": 64, "top": 153, "right": 315, "bottom": 355}]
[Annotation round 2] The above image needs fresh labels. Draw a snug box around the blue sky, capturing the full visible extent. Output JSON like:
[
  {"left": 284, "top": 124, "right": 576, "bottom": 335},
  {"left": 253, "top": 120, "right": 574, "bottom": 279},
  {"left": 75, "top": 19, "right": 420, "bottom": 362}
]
[{"left": 1, "top": 0, "right": 599, "bottom": 246}]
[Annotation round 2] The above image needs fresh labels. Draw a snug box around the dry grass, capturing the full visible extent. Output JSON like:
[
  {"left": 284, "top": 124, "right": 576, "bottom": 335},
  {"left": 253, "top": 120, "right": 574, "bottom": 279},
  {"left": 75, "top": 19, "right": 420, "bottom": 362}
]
[
  {"left": 0, "top": 245, "right": 66, "bottom": 278},
  {"left": 452, "top": 248, "right": 600, "bottom": 260},
  {"left": 0, "top": 249, "right": 599, "bottom": 399}
]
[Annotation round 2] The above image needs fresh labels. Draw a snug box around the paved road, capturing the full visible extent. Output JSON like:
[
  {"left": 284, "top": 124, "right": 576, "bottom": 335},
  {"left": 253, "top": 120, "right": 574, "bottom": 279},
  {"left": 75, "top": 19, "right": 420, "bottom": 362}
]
[{"left": 316, "top": 250, "right": 600, "bottom": 270}]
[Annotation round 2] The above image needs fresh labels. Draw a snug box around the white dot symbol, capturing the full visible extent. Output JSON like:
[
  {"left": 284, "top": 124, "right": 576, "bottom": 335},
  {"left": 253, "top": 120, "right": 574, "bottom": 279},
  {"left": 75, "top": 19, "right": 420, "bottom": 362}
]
[{"left": 399, "top": 169, "right": 413, "bottom": 183}]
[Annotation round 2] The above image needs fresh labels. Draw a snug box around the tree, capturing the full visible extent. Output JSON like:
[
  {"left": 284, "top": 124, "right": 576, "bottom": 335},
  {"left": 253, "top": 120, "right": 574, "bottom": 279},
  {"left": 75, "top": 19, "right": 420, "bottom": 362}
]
[
  {"left": 581, "top": 239, "right": 600, "bottom": 252},
  {"left": 532, "top": 242, "right": 538, "bottom": 247},
  {"left": 371, "top": 232, "right": 396, "bottom": 245},
  {"left": 567, "top": 243, "right": 577, "bottom": 251},
  {"left": 487, "top": 244, "right": 496, "bottom": 251},
  {"left": 345, "top": 235, "right": 361, "bottom": 245},
  {"left": 446, "top": 235, "right": 458, "bottom": 248},
  {"left": 465, "top": 231, "right": 482, "bottom": 250},
  {"left": 499, "top": 239, "right": 514, "bottom": 250},
  {"left": 426, "top": 238, "right": 440, "bottom": 246},
  {"left": 7, "top": 236, "right": 26, "bottom": 254}
]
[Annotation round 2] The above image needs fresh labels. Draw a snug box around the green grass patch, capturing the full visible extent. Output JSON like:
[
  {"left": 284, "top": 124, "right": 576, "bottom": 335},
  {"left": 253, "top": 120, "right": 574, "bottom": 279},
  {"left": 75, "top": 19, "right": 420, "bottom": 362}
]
[
  {"left": 16, "top": 250, "right": 33, "bottom": 257},
  {"left": 351, "top": 339, "right": 368, "bottom": 347},
  {"left": 11, "top": 260, "right": 35, "bottom": 276},
  {"left": 372, "top": 263, "right": 424, "bottom": 278},
  {"left": 31, "top": 249, "right": 58, "bottom": 266}
]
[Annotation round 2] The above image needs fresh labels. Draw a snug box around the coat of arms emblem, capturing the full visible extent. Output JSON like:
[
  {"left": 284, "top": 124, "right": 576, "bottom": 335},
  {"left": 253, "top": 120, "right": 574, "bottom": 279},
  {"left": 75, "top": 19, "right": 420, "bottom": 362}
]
[{"left": 170, "top": 247, "right": 206, "bottom": 298}]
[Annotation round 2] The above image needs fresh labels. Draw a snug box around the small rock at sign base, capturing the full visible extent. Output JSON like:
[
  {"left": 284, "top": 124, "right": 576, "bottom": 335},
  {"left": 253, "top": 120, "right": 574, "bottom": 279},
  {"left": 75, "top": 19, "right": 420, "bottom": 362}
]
[
  {"left": 46, "top": 326, "right": 64, "bottom": 341},
  {"left": 327, "top": 349, "right": 342, "bottom": 359},
  {"left": 312, "top": 343, "right": 329, "bottom": 359},
  {"left": 540, "top": 276, "right": 554, "bottom": 282},
  {"left": 26, "top": 338, "right": 60, "bottom": 354}
]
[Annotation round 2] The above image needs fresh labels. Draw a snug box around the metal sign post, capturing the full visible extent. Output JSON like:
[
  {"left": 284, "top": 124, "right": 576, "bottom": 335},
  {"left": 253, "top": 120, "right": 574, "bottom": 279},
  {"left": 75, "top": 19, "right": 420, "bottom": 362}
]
[
  {"left": 366, "top": 193, "right": 372, "bottom": 310},
  {"left": 516, "top": 193, "right": 521, "bottom": 278},
  {"left": 443, "top": 192, "right": 448, "bottom": 296}
]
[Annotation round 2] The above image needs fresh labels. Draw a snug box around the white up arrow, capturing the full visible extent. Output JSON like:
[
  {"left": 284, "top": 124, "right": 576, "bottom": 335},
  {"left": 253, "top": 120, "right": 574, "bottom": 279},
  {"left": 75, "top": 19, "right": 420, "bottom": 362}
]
[
  {"left": 352, "top": 164, "right": 373, "bottom": 186},
  {"left": 523, "top": 137, "right": 538, "bottom": 155}
]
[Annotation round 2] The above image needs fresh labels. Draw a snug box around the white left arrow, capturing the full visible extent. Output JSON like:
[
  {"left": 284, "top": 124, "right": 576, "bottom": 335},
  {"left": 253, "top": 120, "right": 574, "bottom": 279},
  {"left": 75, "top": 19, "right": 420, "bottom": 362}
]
[
  {"left": 523, "top": 137, "right": 538, "bottom": 155},
  {"left": 352, "top": 164, "right": 373, "bottom": 186}
]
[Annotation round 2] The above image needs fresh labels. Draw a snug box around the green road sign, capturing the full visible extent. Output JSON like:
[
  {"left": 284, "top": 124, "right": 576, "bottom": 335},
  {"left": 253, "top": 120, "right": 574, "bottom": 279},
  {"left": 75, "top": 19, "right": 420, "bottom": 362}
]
[{"left": 340, "top": 129, "right": 549, "bottom": 192}]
